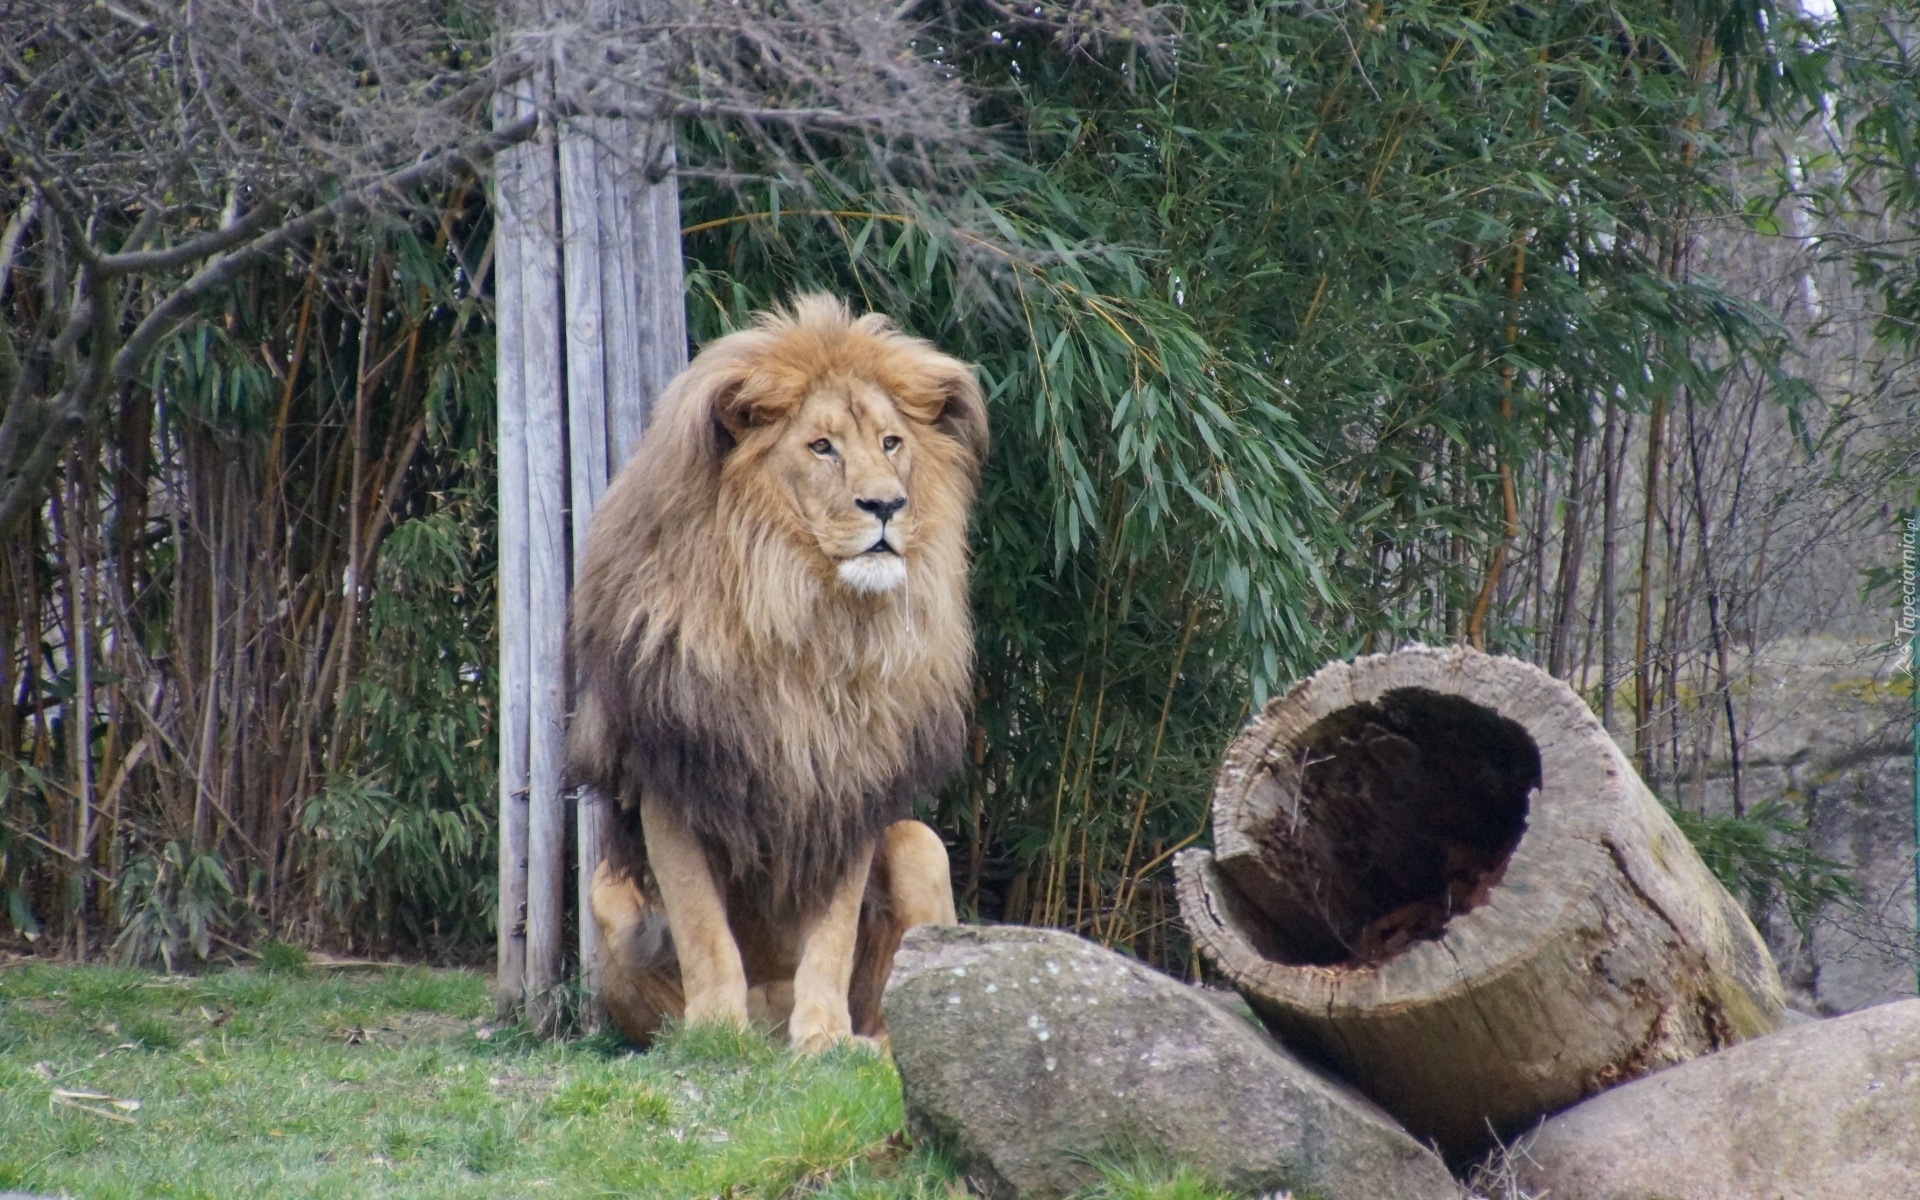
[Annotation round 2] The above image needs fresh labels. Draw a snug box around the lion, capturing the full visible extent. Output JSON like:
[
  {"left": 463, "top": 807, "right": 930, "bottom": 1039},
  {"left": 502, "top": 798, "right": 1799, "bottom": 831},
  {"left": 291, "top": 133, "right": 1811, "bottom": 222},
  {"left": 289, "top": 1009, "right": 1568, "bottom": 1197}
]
[{"left": 566, "top": 294, "right": 988, "bottom": 1053}]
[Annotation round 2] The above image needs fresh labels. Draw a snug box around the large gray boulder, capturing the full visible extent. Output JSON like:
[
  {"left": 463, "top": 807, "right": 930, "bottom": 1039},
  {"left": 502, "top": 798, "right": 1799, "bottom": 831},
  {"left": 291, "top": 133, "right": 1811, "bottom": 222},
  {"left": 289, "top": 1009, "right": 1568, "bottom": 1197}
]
[
  {"left": 1515, "top": 998, "right": 1920, "bottom": 1199},
  {"left": 884, "top": 924, "right": 1460, "bottom": 1200}
]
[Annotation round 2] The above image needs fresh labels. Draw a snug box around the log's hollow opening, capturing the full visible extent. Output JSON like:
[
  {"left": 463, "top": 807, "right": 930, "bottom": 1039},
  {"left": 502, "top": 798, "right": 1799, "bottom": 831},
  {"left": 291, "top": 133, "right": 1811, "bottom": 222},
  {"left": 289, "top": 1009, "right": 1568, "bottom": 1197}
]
[{"left": 1245, "top": 687, "right": 1537, "bottom": 967}]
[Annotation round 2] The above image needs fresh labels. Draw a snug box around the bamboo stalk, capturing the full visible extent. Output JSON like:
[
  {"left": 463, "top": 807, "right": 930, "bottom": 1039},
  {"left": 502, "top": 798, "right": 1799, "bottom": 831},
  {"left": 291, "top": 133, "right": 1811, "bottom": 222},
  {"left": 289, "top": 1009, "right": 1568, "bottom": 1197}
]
[
  {"left": 327, "top": 253, "right": 387, "bottom": 772},
  {"left": 1600, "top": 403, "right": 1620, "bottom": 732},
  {"left": 1104, "top": 601, "right": 1201, "bottom": 945},
  {"left": 1657, "top": 408, "right": 1688, "bottom": 796},
  {"left": 0, "top": 547, "right": 16, "bottom": 804},
  {"left": 1548, "top": 416, "right": 1589, "bottom": 678},
  {"left": 1683, "top": 390, "right": 1743, "bottom": 815},
  {"left": 1633, "top": 395, "right": 1668, "bottom": 777},
  {"left": 965, "top": 681, "right": 988, "bottom": 916},
  {"left": 192, "top": 492, "right": 223, "bottom": 852},
  {"left": 218, "top": 467, "right": 250, "bottom": 856},
  {"left": 1530, "top": 446, "right": 1551, "bottom": 661},
  {"left": 1466, "top": 239, "right": 1528, "bottom": 649},
  {"left": 62, "top": 457, "right": 93, "bottom": 959}
]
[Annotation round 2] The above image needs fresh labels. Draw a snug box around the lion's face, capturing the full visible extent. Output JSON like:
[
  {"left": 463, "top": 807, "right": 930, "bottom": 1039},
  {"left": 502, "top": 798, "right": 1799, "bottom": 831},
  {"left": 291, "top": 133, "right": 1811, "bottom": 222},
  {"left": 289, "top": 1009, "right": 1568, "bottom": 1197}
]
[
  {"left": 756, "top": 377, "right": 925, "bottom": 595},
  {"left": 576, "top": 293, "right": 986, "bottom": 653}
]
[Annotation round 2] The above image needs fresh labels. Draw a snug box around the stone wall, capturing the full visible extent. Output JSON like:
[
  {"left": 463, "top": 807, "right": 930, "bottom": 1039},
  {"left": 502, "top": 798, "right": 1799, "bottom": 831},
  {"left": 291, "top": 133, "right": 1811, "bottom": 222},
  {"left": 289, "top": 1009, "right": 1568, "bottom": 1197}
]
[{"left": 1682, "top": 637, "right": 1918, "bottom": 1014}]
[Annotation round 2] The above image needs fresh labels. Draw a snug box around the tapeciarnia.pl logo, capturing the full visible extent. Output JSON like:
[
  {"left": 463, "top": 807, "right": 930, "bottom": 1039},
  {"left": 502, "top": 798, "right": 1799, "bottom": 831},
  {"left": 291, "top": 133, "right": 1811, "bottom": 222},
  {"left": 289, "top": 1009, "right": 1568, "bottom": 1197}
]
[{"left": 1900, "top": 511, "right": 1918, "bottom": 678}]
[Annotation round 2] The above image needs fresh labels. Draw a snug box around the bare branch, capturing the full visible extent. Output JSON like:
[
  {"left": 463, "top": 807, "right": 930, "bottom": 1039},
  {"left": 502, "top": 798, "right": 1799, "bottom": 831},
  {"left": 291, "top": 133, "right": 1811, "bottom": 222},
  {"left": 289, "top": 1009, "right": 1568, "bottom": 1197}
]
[
  {"left": 0, "top": 192, "right": 38, "bottom": 299},
  {"left": 112, "top": 111, "right": 540, "bottom": 383},
  {"left": 0, "top": 0, "right": 1169, "bottom": 545},
  {"left": 96, "top": 184, "right": 312, "bottom": 278},
  {"left": 0, "top": 272, "right": 111, "bottom": 539}
]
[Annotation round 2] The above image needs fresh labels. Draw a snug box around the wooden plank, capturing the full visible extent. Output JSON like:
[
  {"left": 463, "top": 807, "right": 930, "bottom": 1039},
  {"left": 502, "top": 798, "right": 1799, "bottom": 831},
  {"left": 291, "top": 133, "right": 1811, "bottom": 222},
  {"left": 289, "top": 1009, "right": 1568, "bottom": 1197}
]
[
  {"left": 559, "top": 115, "right": 612, "bottom": 996},
  {"left": 499, "top": 0, "right": 690, "bottom": 1022},
  {"left": 597, "top": 126, "right": 646, "bottom": 468},
  {"left": 567, "top": 12, "right": 647, "bottom": 1009},
  {"left": 641, "top": 142, "right": 688, "bottom": 427},
  {"left": 561, "top": 121, "right": 611, "bottom": 517},
  {"left": 520, "top": 82, "right": 570, "bottom": 1031},
  {"left": 618, "top": 125, "right": 687, "bottom": 462},
  {"left": 490, "top": 84, "right": 532, "bottom": 1013},
  {"left": 570, "top": 101, "right": 687, "bottom": 1009}
]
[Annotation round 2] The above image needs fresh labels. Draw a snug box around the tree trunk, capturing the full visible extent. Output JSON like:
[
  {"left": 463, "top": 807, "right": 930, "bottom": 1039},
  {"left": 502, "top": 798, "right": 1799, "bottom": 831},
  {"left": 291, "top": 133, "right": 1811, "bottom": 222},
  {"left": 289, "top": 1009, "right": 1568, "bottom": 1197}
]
[{"left": 1175, "top": 645, "right": 1786, "bottom": 1161}]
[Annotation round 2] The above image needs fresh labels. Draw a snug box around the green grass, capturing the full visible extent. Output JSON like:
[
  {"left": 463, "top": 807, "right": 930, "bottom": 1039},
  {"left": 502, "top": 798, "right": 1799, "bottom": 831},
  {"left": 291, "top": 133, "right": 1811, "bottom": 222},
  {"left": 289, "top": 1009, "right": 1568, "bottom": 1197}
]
[
  {"left": 1071, "top": 1160, "right": 1243, "bottom": 1200},
  {"left": 0, "top": 963, "right": 961, "bottom": 1199}
]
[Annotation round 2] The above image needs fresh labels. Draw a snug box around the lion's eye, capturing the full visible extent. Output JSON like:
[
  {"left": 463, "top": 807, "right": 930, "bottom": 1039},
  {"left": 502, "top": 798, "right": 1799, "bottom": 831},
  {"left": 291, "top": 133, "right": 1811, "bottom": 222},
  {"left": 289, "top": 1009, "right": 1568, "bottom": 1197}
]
[
  {"left": 882, "top": 435, "right": 903, "bottom": 453},
  {"left": 809, "top": 438, "right": 834, "bottom": 456}
]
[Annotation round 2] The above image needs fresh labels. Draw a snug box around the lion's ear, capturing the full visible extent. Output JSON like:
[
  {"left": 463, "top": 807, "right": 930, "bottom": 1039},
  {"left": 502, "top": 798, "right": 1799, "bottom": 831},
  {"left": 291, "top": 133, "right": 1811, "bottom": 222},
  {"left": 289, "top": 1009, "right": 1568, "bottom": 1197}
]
[
  {"left": 936, "top": 365, "right": 989, "bottom": 462},
  {"left": 668, "top": 347, "right": 761, "bottom": 457},
  {"left": 709, "top": 379, "right": 753, "bottom": 443}
]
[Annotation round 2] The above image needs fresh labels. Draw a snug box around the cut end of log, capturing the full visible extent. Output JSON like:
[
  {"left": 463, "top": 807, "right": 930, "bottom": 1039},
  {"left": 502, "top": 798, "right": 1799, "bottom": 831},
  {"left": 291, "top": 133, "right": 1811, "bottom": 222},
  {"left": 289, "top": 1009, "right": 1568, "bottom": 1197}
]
[
  {"left": 1245, "top": 687, "right": 1537, "bottom": 966},
  {"left": 1180, "top": 645, "right": 1788, "bottom": 1160}
]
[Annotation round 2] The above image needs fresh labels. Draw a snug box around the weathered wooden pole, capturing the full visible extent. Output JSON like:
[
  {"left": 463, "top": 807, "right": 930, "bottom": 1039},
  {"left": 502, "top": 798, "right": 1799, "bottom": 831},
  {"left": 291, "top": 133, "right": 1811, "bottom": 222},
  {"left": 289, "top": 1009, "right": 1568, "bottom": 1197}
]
[
  {"left": 492, "top": 82, "right": 534, "bottom": 1015},
  {"left": 559, "top": 114, "right": 612, "bottom": 997},
  {"left": 495, "top": 8, "right": 686, "bottom": 1024},
  {"left": 557, "top": 104, "right": 686, "bottom": 998},
  {"left": 521, "top": 88, "right": 570, "bottom": 1033},
  {"left": 1176, "top": 645, "right": 1788, "bottom": 1161},
  {"left": 493, "top": 65, "right": 569, "bottom": 1028}
]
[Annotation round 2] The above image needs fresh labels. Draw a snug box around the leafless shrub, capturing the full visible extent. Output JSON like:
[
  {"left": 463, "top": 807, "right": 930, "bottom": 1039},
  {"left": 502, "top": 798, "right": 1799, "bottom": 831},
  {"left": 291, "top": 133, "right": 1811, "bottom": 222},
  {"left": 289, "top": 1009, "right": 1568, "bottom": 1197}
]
[
  {"left": 1463, "top": 1129, "right": 1545, "bottom": 1200},
  {"left": 0, "top": 0, "right": 1166, "bottom": 541}
]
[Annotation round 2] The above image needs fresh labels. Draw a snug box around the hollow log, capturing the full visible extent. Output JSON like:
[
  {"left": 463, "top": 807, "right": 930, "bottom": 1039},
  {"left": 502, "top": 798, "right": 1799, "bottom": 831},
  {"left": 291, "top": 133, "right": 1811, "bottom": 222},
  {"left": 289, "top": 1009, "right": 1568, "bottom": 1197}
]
[{"left": 1175, "top": 646, "right": 1787, "bottom": 1161}]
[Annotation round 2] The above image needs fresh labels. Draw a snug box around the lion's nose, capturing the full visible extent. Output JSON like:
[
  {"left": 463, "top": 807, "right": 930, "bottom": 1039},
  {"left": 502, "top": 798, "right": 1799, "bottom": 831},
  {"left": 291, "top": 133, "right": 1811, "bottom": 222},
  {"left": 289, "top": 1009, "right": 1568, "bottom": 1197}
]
[{"left": 855, "top": 495, "right": 906, "bottom": 522}]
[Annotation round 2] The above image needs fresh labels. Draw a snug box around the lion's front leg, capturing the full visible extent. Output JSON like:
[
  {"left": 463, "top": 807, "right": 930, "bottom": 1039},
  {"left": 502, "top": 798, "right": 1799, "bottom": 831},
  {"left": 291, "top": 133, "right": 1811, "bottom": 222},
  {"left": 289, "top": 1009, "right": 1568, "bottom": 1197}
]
[
  {"left": 787, "top": 841, "right": 875, "bottom": 1054},
  {"left": 640, "top": 796, "right": 750, "bottom": 1029},
  {"left": 589, "top": 860, "right": 684, "bottom": 1047}
]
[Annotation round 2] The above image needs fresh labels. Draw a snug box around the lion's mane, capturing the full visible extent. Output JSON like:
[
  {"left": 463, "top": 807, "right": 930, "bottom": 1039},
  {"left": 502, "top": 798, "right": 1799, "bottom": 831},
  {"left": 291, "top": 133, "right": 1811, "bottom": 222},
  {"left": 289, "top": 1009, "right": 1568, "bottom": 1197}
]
[{"left": 566, "top": 296, "right": 988, "bottom": 917}]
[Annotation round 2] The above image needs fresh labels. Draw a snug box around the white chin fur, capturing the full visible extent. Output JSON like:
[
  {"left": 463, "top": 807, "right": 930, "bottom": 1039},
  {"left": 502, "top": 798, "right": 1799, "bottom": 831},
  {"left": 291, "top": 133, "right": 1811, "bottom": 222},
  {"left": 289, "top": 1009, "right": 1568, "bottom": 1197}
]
[{"left": 837, "top": 554, "right": 908, "bottom": 594}]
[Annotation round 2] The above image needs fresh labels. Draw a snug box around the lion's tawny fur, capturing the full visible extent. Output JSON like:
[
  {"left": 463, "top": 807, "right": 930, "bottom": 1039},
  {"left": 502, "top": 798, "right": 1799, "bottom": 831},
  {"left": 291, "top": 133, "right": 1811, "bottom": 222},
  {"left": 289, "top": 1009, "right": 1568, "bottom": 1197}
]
[{"left": 567, "top": 295, "right": 987, "bottom": 918}]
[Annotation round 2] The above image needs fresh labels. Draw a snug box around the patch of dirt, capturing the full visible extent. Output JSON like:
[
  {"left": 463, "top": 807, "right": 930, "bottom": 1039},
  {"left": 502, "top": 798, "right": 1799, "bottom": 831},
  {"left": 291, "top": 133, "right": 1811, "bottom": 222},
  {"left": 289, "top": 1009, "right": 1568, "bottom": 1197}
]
[
  {"left": 484, "top": 1066, "right": 559, "bottom": 1100},
  {"left": 9, "top": 997, "right": 62, "bottom": 1017},
  {"left": 331, "top": 1011, "right": 470, "bottom": 1046}
]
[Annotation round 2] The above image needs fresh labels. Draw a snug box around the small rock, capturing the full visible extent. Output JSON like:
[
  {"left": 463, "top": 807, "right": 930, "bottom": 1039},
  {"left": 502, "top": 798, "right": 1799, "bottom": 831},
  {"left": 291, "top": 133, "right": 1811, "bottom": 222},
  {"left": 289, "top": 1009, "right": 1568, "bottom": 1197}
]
[
  {"left": 884, "top": 924, "right": 1460, "bottom": 1200},
  {"left": 1516, "top": 998, "right": 1920, "bottom": 1199}
]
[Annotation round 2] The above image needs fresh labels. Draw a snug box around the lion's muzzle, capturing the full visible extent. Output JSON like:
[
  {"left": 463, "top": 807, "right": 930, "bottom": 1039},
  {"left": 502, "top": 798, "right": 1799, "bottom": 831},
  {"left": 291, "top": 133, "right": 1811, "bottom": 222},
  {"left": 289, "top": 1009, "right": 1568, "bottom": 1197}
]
[{"left": 838, "top": 548, "right": 909, "bottom": 593}]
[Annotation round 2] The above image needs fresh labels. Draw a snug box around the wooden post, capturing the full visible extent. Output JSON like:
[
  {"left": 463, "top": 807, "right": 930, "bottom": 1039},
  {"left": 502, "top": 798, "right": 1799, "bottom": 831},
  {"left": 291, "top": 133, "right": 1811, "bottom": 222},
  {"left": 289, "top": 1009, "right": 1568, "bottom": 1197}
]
[
  {"left": 1176, "top": 645, "right": 1788, "bottom": 1161},
  {"left": 624, "top": 126, "right": 687, "bottom": 457},
  {"left": 496, "top": 16, "right": 687, "bottom": 1024},
  {"left": 560, "top": 116, "right": 612, "bottom": 998},
  {"left": 492, "top": 84, "right": 533, "bottom": 1015},
  {"left": 494, "top": 64, "right": 568, "bottom": 1030},
  {"left": 491, "top": 68, "right": 573, "bottom": 1032}
]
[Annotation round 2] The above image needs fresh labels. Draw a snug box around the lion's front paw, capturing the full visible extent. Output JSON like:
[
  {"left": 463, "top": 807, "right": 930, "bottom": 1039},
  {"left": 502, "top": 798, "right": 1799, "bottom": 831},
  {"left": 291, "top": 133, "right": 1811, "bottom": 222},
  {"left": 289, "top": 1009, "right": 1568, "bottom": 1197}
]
[
  {"left": 791, "top": 1028, "right": 848, "bottom": 1056},
  {"left": 787, "top": 1004, "right": 854, "bottom": 1055},
  {"left": 793, "top": 1029, "right": 885, "bottom": 1057}
]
